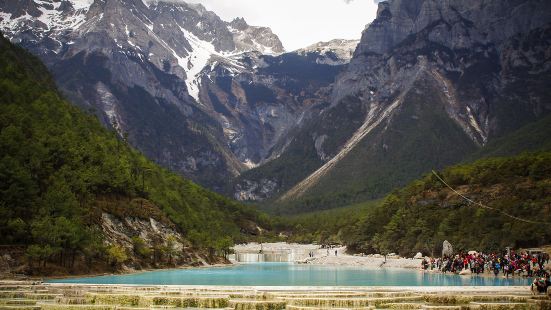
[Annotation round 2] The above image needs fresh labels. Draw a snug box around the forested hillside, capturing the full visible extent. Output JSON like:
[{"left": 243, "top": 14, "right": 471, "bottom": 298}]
[
  {"left": 0, "top": 35, "right": 269, "bottom": 273},
  {"left": 280, "top": 200, "right": 382, "bottom": 244},
  {"left": 287, "top": 152, "right": 551, "bottom": 256}
]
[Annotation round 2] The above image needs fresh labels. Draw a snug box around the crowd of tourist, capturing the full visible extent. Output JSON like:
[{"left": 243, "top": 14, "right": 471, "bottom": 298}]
[
  {"left": 421, "top": 250, "right": 551, "bottom": 293},
  {"left": 421, "top": 250, "right": 550, "bottom": 278}
]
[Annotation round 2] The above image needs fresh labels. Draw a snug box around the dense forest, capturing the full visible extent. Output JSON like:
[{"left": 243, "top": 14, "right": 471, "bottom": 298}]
[
  {"left": 0, "top": 35, "right": 270, "bottom": 272},
  {"left": 286, "top": 152, "right": 551, "bottom": 256},
  {"left": 279, "top": 200, "right": 382, "bottom": 244}
]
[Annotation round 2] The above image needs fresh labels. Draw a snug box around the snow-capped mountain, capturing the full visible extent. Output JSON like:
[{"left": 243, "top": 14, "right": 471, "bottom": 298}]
[
  {"left": 0, "top": 0, "right": 93, "bottom": 34},
  {"left": 0, "top": 0, "right": 285, "bottom": 104},
  {"left": 296, "top": 39, "right": 359, "bottom": 65},
  {"left": 0, "top": 0, "right": 292, "bottom": 190},
  {"left": 0, "top": 0, "right": 351, "bottom": 192}
]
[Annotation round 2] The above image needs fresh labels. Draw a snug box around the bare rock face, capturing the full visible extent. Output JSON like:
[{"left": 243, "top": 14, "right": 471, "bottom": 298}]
[
  {"left": 85, "top": 210, "right": 211, "bottom": 268},
  {"left": 234, "top": 178, "right": 278, "bottom": 201},
  {"left": 296, "top": 39, "right": 359, "bottom": 65},
  {"left": 200, "top": 50, "right": 345, "bottom": 170},
  {"left": 442, "top": 240, "right": 453, "bottom": 258},
  {"left": 340, "top": 0, "right": 551, "bottom": 144},
  {"left": 229, "top": 17, "right": 285, "bottom": 54},
  {"left": 100, "top": 213, "right": 184, "bottom": 252},
  {"left": 242, "top": 0, "right": 551, "bottom": 211},
  {"left": 356, "top": 0, "right": 551, "bottom": 56}
]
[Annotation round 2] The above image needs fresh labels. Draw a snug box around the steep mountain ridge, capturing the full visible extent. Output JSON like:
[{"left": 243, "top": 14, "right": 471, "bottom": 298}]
[
  {"left": 0, "top": 0, "right": 293, "bottom": 191},
  {"left": 277, "top": 108, "right": 551, "bottom": 243},
  {"left": 239, "top": 0, "right": 551, "bottom": 213},
  {"left": 201, "top": 50, "right": 349, "bottom": 173},
  {"left": 0, "top": 0, "right": 358, "bottom": 193}
]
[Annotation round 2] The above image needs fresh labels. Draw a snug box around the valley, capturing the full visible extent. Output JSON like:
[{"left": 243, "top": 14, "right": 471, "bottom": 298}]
[{"left": 0, "top": 0, "right": 550, "bottom": 298}]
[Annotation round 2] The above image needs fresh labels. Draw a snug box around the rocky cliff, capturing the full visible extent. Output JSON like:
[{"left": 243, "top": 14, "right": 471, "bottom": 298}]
[
  {"left": 241, "top": 0, "right": 551, "bottom": 212},
  {"left": 296, "top": 39, "right": 359, "bottom": 65}
]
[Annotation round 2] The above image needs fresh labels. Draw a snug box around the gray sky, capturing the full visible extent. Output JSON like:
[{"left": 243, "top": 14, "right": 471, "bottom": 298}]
[{"left": 186, "top": 0, "right": 379, "bottom": 51}]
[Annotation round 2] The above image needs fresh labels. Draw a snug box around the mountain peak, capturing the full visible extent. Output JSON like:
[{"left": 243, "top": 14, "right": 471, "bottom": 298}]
[
  {"left": 295, "top": 39, "right": 359, "bottom": 64},
  {"left": 141, "top": 0, "right": 205, "bottom": 12},
  {"left": 228, "top": 19, "right": 285, "bottom": 55},
  {"left": 229, "top": 17, "right": 248, "bottom": 30}
]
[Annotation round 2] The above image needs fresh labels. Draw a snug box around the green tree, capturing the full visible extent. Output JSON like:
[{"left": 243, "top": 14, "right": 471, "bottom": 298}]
[
  {"left": 132, "top": 237, "right": 152, "bottom": 259},
  {"left": 107, "top": 245, "right": 128, "bottom": 268},
  {"left": 26, "top": 244, "right": 54, "bottom": 268},
  {"left": 163, "top": 236, "right": 179, "bottom": 265}
]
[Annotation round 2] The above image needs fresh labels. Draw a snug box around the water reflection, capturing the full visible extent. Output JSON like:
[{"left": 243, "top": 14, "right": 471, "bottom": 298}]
[{"left": 49, "top": 263, "right": 532, "bottom": 286}]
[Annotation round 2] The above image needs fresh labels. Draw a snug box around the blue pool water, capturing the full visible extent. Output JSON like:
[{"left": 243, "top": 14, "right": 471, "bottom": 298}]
[{"left": 48, "top": 263, "right": 532, "bottom": 286}]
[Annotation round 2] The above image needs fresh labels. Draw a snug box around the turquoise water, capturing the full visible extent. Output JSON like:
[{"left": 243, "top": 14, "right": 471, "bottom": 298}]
[{"left": 48, "top": 263, "right": 532, "bottom": 286}]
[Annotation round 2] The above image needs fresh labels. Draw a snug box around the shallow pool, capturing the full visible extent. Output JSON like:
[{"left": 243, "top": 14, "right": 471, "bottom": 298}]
[{"left": 48, "top": 263, "right": 532, "bottom": 286}]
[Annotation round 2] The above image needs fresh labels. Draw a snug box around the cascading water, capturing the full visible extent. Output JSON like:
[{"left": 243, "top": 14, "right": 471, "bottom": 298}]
[
  {"left": 231, "top": 243, "right": 324, "bottom": 263},
  {"left": 234, "top": 252, "right": 290, "bottom": 262}
]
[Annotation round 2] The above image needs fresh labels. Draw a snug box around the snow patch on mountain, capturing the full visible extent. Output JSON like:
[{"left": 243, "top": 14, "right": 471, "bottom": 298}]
[
  {"left": 229, "top": 26, "right": 282, "bottom": 55},
  {"left": 69, "top": 0, "right": 95, "bottom": 11},
  {"left": 178, "top": 26, "right": 216, "bottom": 103},
  {"left": 0, "top": 0, "right": 285, "bottom": 106},
  {"left": 296, "top": 39, "right": 359, "bottom": 64},
  {"left": 0, "top": 12, "right": 19, "bottom": 32},
  {"left": 243, "top": 159, "right": 259, "bottom": 169},
  {"left": 0, "top": 0, "right": 92, "bottom": 35},
  {"left": 177, "top": 26, "right": 246, "bottom": 103}
]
